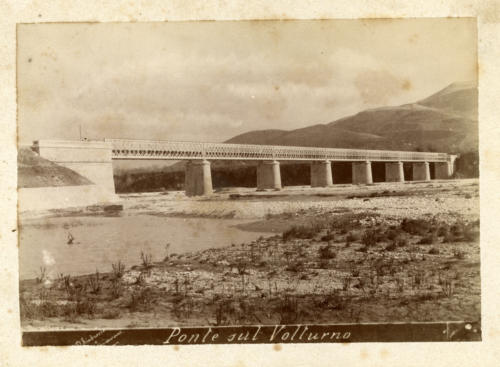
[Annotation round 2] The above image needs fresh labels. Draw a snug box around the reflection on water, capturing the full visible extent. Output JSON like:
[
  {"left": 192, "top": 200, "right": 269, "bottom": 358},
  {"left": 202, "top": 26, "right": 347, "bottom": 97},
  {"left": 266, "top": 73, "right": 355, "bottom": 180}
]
[{"left": 19, "top": 215, "right": 270, "bottom": 280}]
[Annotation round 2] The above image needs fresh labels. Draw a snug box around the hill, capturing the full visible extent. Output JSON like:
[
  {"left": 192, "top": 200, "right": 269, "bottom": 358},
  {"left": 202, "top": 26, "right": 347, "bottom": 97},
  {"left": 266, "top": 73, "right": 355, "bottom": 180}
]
[{"left": 227, "top": 81, "right": 478, "bottom": 153}]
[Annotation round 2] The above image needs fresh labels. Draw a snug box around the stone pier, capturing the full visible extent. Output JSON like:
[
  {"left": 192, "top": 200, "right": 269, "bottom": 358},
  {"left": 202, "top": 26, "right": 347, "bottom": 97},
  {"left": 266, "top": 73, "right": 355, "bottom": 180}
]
[
  {"left": 352, "top": 161, "right": 373, "bottom": 184},
  {"left": 185, "top": 160, "right": 213, "bottom": 196},
  {"left": 257, "top": 160, "right": 281, "bottom": 190},
  {"left": 434, "top": 161, "right": 453, "bottom": 179},
  {"left": 310, "top": 160, "right": 333, "bottom": 187},
  {"left": 184, "top": 161, "right": 194, "bottom": 195},
  {"left": 413, "top": 162, "right": 431, "bottom": 181},
  {"left": 385, "top": 161, "right": 405, "bottom": 182}
]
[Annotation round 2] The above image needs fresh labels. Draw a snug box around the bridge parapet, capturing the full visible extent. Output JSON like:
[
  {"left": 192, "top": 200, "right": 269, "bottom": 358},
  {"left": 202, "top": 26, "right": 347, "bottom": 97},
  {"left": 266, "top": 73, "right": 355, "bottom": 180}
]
[
  {"left": 31, "top": 139, "right": 458, "bottom": 199},
  {"left": 105, "top": 138, "right": 450, "bottom": 162}
]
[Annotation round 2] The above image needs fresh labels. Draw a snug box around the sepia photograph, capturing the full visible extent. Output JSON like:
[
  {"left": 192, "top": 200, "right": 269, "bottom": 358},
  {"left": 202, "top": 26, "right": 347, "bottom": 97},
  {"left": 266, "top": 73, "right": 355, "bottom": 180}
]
[{"left": 16, "top": 18, "right": 480, "bottom": 345}]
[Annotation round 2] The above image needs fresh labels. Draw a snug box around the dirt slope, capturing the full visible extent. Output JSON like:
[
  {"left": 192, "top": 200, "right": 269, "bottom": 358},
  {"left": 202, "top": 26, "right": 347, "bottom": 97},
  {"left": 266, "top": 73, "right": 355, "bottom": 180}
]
[{"left": 18, "top": 147, "right": 92, "bottom": 188}]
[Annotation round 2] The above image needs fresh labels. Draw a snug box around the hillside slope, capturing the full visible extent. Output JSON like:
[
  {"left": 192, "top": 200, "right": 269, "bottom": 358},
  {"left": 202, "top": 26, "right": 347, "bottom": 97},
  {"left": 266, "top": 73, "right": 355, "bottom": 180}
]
[
  {"left": 18, "top": 147, "right": 92, "bottom": 188},
  {"left": 227, "top": 81, "right": 478, "bottom": 153}
]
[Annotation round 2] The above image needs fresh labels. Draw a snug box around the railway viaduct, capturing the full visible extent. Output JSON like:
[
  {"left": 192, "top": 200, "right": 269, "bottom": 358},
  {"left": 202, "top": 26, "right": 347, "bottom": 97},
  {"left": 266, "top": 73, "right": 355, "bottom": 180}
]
[{"left": 32, "top": 139, "right": 458, "bottom": 197}]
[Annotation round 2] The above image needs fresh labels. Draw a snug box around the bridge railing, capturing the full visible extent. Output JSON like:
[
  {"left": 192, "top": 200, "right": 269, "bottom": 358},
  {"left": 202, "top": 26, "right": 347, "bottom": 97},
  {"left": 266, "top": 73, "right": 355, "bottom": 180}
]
[{"left": 105, "top": 138, "right": 450, "bottom": 162}]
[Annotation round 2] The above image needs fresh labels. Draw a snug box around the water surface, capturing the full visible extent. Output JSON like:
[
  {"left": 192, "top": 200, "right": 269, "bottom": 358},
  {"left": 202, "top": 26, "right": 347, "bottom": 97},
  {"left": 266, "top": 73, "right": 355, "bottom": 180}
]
[{"left": 19, "top": 214, "right": 270, "bottom": 280}]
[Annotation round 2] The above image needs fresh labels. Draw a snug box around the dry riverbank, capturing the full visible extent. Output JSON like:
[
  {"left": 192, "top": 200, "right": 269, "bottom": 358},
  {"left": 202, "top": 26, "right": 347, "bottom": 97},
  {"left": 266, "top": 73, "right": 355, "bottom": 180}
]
[
  {"left": 123, "top": 179, "right": 479, "bottom": 221},
  {"left": 19, "top": 179, "right": 480, "bottom": 330}
]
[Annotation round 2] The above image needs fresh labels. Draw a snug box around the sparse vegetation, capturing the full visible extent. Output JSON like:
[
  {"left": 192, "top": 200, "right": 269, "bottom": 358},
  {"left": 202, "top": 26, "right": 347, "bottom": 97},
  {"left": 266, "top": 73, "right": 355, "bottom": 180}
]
[
  {"left": 140, "top": 251, "right": 153, "bottom": 269},
  {"left": 401, "top": 218, "right": 432, "bottom": 236},
  {"left": 362, "top": 230, "right": 378, "bottom": 246},
  {"left": 102, "top": 308, "right": 121, "bottom": 319},
  {"left": 20, "top": 190, "right": 480, "bottom": 328},
  {"left": 346, "top": 232, "right": 358, "bottom": 242},
  {"left": 318, "top": 244, "right": 336, "bottom": 259},
  {"left": 428, "top": 247, "right": 440, "bottom": 255},
  {"left": 86, "top": 270, "right": 101, "bottom": 294},
  {"left": 111, "top": 261, "right": 125, "bottom": 279},
  {"left": 418, "top": 234, "right": 436, "bottom": 245},
  {"left": 453, "top": 249, "right": 466, "bottom": 260},
  {"left": 36, "top": 267, "right": 47, "bottom": 284},
  {"left": 282, "top": 224, "right": 318, "bottom": 241},
  {"left": 320, "top": 231, "right": 335, "bottom": 242},
  {"left": 397, "top": 237, "right": 408, "bottom": 247},
  {"left": 275, "top": 294, "right": 301, "bottom": 324},
  {"left": 385, "top": 242, "right": 397, "bottom": 252},
  {"left": 128, "top": 287, "right": 155, "bottom": 312}
]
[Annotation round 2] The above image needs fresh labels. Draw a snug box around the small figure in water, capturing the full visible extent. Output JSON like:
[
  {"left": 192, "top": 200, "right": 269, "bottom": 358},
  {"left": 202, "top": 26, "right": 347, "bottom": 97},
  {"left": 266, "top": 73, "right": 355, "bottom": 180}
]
[{"left": 67, "top": 232, "right": 74, "bottom": 245}]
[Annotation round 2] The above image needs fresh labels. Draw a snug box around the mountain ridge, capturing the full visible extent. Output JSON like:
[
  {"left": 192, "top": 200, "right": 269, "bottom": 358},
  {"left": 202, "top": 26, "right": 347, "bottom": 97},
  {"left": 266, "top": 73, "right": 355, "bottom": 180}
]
[{"left": 226, "top": 81, "right": 478, "bottom": 153}]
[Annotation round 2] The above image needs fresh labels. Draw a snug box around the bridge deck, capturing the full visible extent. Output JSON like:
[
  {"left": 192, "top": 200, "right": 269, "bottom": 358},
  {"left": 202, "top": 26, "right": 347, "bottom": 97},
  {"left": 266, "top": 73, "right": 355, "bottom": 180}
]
[{"left": 106, "top": 139, "right": 450, "bottom": 162}]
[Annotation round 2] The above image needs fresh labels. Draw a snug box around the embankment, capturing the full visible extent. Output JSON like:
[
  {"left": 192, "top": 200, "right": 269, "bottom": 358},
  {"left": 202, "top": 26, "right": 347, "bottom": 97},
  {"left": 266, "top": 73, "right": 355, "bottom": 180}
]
[{"left": 18, "top": 147, "right": 119, "bottom": 212}]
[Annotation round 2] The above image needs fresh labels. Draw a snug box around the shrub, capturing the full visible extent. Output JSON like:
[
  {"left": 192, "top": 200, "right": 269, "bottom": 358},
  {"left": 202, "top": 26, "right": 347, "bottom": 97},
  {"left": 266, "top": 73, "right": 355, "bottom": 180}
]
[
  {"left": 320, "top": 231, "right": 335, "bottom": 242},
  {"left": 411, "top": 270, "right": 425, "bottom": 289},
  {"left": 282, "top": 225, "right": 317, "bottom": 241},
  {"left": 318, "top": 259, "right": 330, "bottom": 269},
  {"left": 401, "top": 218, "right": 432, "bottom": 235},
  {"left": 328, "top": 213, "right": 376, "bottom": 232},
  {"left": 397, "top": 238, "right": 408, "bottom": 247},
  {"left": 112, "top": 261, "right": 125, "bottom": 280},
  {"left": 395, "top": 278, "right": 404, "bottom": 294},
  {"left": 102, "top": 308, "right": 121, "bottom": 319},
  {"left": 86, "top": 271, "right": 101, "bottom": 295},
  {"left": 58, "top": 273, "right": 72, "bottom": 296},
  {"left": 357, "top": 245, "right": 368, "bottom": 253},
  {"left": 318, "top": 245, "right": 336, "bottom": 259},
  {"left": 346, "top": 232, "right": 358, "bottom": 242},
  {"left": 214, "top": 298, "right": 236, "bottom": 326},
  {"left": 318, "top": 291, "right": 348, "bottom": 310},
  {"left": 428, "top": 247, "right": 440, "bottom": 255},
  {"left": 437, "top": 226, "right": 449, "bottom": 237},
  {"left": 443, "top": 233, "right": 456, "bottom": 243},
  {"left": 441, "top": 277, "right": 454, "bottom": 297},
  {"left": 385, "top": 242, "right": 397, "bottom": 252},
  {"left": 286, "top": 261, "right": 304, "bottom": 273},
  {"left": 128, "top": 287, "right": 155, "bottom": 312},
  {"left": 362, "top": 230, "right": 378, "bottom": 246},
  {"left": 450, "top": 223, "right": 464, "bottom": 236},
  {"left": 24, "top": 292, "right": 61, "bottom": 319},
  {"left": 386, "top": 230, "right": 399, "bottom": 241},
  {"left": 110, "top": 278, "right": 123, "bottom": 299},
  {"left": 342, "top": 275, "right": 352, "bottom": 291},
  {"left": 75, "top": 297, "right": 97, "bottom": 317},
  {"left": 141, "top": 251, "right": 153, "bottom": 269},
  {"left": 462, "top": 224, "right": 479, "bottom": 242},
  {"left": 418, "top": 235, "right": 436, "bottom": 245},
  {"left": 453, "top": 249, "right": 466, "bottom": 260},
  {"left": 375, "top": 231, "right": 388, "bottom": 243},
  {"left": 275, "top": 294, "right": 301, "bottom": 324},
  {"left": 164, "top": 243, "right": 171, "bottom": 260},
  {"left": 36, "top": 267, "right": 47, "bottom": 284}
]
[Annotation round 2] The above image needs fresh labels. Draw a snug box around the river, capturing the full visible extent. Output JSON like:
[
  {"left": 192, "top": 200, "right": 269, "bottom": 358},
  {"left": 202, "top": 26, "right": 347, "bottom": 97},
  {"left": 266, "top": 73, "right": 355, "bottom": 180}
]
[{"left": 18, "top": 214, "right": 271, "bottom": 280}]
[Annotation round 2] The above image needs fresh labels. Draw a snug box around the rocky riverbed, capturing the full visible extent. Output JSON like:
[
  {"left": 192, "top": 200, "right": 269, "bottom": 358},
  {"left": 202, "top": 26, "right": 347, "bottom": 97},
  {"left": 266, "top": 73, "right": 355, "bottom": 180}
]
[
  {"left": 121, "top": 179, "right": 479, "bottom": 220},
  {"left": 19, "top": 179, "right": 480, "bottom": 330}
]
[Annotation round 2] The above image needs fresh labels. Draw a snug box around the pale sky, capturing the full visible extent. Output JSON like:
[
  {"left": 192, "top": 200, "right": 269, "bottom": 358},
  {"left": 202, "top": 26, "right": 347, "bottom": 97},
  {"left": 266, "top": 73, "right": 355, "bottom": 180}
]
[{"left": 17, "top": 19, "right": 477, "bottom": 145}]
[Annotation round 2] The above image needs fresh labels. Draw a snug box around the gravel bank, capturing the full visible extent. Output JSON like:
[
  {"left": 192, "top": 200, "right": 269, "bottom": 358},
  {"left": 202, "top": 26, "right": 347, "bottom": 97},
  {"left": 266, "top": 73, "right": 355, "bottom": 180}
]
[{"left": 121, "top": 179, "right": 479, "bottom": 221}]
